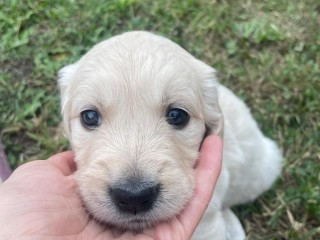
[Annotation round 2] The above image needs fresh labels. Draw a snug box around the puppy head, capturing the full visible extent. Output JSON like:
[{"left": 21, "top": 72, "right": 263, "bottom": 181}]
[{"left": 58, "top": 31, "right": 222, "bottom": 230}]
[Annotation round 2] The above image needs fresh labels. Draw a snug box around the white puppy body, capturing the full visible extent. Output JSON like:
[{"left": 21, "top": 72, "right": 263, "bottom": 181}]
[
  {"left": 192, "top": 85, "right": 282, "bottom": 239},
  {"left": 59, "top": 31, "right": 282, "bottom": 239}
]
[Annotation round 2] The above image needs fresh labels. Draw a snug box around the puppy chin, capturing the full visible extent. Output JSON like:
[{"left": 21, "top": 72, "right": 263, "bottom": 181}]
[{"left": 106, "top": 215, "right": 158, "bottom": 232}]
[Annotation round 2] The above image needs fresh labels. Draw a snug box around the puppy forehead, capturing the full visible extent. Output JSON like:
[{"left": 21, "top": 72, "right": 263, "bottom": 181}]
[{"left": 71, "top": 37, "right": 202, "bottom": 110}]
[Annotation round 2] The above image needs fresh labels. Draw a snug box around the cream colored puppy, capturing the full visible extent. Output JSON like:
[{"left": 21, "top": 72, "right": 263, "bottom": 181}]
[{"left": 58, "top": 31, "right": 282, "bottom": 240}]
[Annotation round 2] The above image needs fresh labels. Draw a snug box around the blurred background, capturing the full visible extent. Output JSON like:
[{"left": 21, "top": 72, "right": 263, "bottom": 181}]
[{"left": 0, "top": 0, "right": 319, "bottom": 239}]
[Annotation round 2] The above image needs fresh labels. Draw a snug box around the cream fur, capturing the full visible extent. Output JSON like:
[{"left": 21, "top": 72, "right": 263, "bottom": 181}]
[{"left": 58, "top": 31, "right": 282, "bottom": 239}]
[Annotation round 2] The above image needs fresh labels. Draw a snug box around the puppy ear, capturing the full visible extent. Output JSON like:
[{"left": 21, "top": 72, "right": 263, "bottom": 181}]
[
  {"left": 57, "top": 62, "right": 78, "bottom": 138},
  {"left": 195, "top": 60, "right": 223, "bottom": 137}
]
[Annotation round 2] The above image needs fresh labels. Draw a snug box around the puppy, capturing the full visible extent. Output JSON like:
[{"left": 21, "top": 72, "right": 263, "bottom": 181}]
[{"left": 58, "top": 31, "right": 282, "bottom": 240}]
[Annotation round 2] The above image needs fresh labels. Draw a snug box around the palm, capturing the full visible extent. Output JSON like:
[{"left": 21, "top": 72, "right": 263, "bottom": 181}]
[{"left": 1, "top": 155, "right": 80, "bottom": 238}]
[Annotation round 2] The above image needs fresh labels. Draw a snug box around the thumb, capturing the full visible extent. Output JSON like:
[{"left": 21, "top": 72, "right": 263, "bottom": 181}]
[{"left": 178, "top": 135, "right": 223, "bottom": 237}]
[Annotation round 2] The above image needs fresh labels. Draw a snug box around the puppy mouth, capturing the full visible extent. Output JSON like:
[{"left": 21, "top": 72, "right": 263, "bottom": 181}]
[
  {"left": 82, "top": 195, "right": 160, "bottom": 231},
  {"left": 92, "top": 178, "right": 164, "bottom": 230},
  {"left": 124, "top": 215, "right": 155, "bottom": 225},
  {"left": 105, "top": 207, "right": 161, "bottom": 232}
]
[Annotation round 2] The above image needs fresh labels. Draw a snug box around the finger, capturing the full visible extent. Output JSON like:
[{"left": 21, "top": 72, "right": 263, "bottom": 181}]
[
  {"left": 47, "top": 151, "right": 76, "bottom": 176},
  {"left": 178, "top": 135, "right": 223, "bottom": 237},
  {"left": 195, "top": 135, "right": 223, "bottom": 201}
]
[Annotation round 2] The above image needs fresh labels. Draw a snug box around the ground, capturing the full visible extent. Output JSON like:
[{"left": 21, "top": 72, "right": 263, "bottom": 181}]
[{"left": 0, "top": 0, "right": 319, "bottom": 239}]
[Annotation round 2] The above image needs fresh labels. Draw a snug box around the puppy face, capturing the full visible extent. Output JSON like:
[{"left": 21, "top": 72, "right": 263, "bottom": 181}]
[{"left": 58, "top": 31, "right": 222, "bottom": 230}]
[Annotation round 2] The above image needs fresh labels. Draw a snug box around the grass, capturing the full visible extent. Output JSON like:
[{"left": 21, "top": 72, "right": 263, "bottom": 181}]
[{"left": 1, "top": 0, "right": 319, "bottom": 239}]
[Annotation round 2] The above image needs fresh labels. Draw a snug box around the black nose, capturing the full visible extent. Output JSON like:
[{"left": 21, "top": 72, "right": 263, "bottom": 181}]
[{"left": 110, "top": 181, "right": 160, "bottom": 214}]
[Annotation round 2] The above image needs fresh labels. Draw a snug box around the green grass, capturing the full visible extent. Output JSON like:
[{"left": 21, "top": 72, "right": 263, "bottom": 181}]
[{"left": 1, "top": 0, "right": 319, "bottom": 239}]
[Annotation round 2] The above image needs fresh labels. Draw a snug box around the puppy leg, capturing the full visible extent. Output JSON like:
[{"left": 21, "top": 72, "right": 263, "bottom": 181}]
[
  {"left": 192, "top": 208, "right": 246, "bottom": 240},
  {"left": 192, "top": 167, "right": 231, "bottom": 240},
  {"left": 222, "top": 208, "right": 245, "bottom": 240},
  {"left": 192, "top": 210, "right": 227, "bottom": 240}
]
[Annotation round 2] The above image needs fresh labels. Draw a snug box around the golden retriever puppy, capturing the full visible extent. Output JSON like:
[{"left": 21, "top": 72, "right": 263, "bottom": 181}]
[{"left": 58, "top": 31, "right": 282, "bottom": 240}]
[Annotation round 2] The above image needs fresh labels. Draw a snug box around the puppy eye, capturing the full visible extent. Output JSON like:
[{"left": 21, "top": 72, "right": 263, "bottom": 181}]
[
  {"left": 165, "top": 108, "right": 190, "bottom": 129},
  {"left": 81, "top": 110, "right": 101, "bottom": 128}
]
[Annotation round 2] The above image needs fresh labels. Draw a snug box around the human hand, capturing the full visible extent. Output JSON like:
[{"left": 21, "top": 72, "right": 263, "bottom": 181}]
[{"left": 0, "top": 135, "right": 222, "bottom": 240}]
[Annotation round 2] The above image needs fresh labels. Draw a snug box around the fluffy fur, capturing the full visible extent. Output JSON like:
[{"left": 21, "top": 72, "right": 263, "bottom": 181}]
[{"left": 58, "top": 31, "right": 282, "bottom": 239}]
